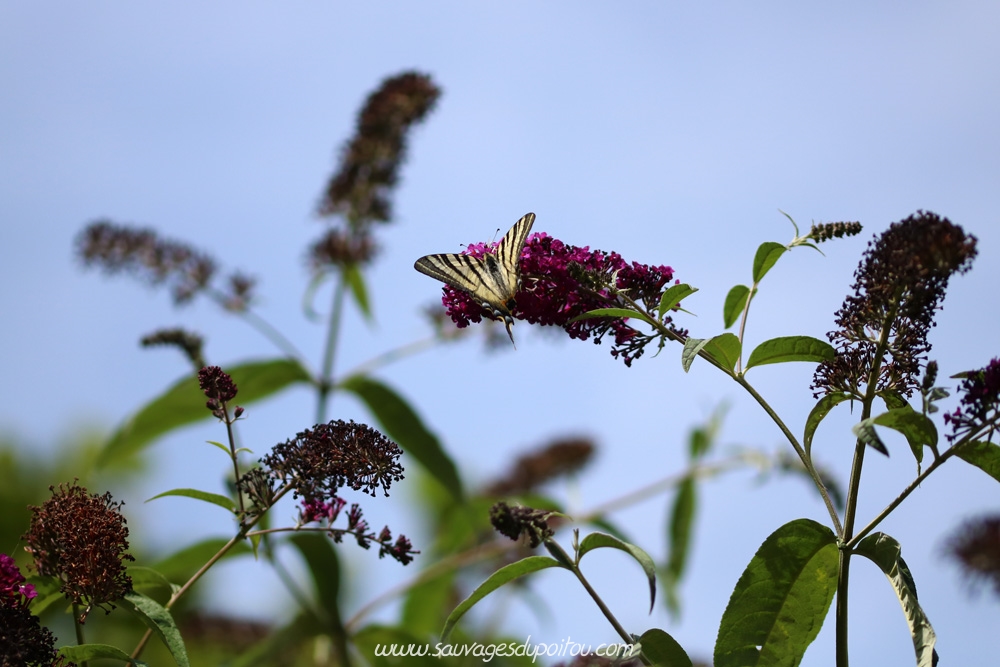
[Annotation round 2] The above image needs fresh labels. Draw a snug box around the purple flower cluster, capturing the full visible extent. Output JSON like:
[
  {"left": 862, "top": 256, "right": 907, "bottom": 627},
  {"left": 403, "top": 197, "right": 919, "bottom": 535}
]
[
  {"left": 1, "top": 553, "right": 37, "bottom": 608},
  {"left": 944, "top": 358, "right": 1000, "bottom": 441},
  {"left": 439, "top": 232, "right": 678, "bottom": 365}
]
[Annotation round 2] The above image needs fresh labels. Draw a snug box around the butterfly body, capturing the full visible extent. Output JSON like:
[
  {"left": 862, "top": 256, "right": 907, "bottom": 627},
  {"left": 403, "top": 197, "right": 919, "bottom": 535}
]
[{"left": 414, "top": 212, "right": 535, "bottom": 344}]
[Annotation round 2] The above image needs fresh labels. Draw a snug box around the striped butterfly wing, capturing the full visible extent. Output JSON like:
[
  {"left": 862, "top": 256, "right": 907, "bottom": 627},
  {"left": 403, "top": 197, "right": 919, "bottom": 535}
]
[{"left": 414, "top": 212, "right": 535, "bottom": 344}]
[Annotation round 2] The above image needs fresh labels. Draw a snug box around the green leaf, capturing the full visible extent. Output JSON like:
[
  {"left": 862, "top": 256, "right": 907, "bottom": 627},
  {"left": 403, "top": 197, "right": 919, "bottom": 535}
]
[
  {"left": 658, "top": 283, "right": 697, "bottom": 319},
  {"left": 59, "top": 644, "right": 147, "bottom": 665},
  {"left": 287, "top": 533, "right": 343, "bottom": 628},
  {"left": 127, "top": 566, "right": 177, "bottom": 596},
  {"left": 25, "top": 576, "right": 67, "bottom": 616},
  {"left": 681, "top": 337, "right": 710, "bottom": 372},
  {"left": 344, "top": 263, "right": 373, "bottom": 322},
  {"left": 402, "top": 570, "right": 458, "bottom": 638},
  {"left": 637, "top": 628, "right": 693, "bottom": 667},
  {"left": 152, "top": 537, "right": 252, "bottom": 583},
  {"left": 568, "top": 307, "right": 654, "bottom": 326},
  {"left": 578, "top": 532, "right": 657, "bottom": 613},
  {"left": 852, "top": 418, "right": 889, "bottom": 456},
  {"left": 121, "top": 590, "right": 189, "bottom": 667},
  {"left": 703, "top": 333, "right": 741, "bottom": 372},
  {"left": 441, "top": 556, "right": 562, "bottom": 640},
  {"left": 954, "top": 440, "right": 1000, "bottom": 483},
  {"left": 714, "top": 518, "right": 838, "bottom": 667},
  {"left": 664, "top": 476, "right": 696, "bottom": 617},
  {"left": 339, "top": 375, "right": 464, "bottom": 500},
  {"left": 206, "top": 440, "right": 230, "bottom": 455},
  {"left": 723, "top": 285, "right": 751, "bottom": 329},
  {"left": 804, "top": 392, "right": 853, "bottom": 456},
  {"left": 878, "top": 389, "right": 909, "bottom": 410},
  {"left": 146, "top": 488, "right": 236, "bottom": 513},
  {"left": 99, "top": 358, "right": 312, "bottom": 466},
  {"left": 855, "top": 533, "right": 937, "bottom": 667},
  {"left": 872, "top": 406, "right": 938, "bottom": 465},
  {"left": 752, "top": 241, "right": 787, "bottom": 283},
  {"left": 745, "top": 336, "right": 836, "bottom": 371},
  {"left": 228, "top": 612, "right": 322, "bottom": 667}
]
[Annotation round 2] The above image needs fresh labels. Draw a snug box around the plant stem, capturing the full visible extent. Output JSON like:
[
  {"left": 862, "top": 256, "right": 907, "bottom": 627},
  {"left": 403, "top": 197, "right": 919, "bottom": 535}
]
[
  {"left": 317, "top": 274, "right": 348, "bottom": 423},
  {"left": 72, "top": 603, "right": 88, "bottom": 667},
  {"left": 835, "top": 307, "right": 896, "bottom": 667},
  {"left": 130, "top": 484, "right": 292, "bottom": 660},
  {"left": 735, "top": 376, "right": 844, "bottom": 535}
]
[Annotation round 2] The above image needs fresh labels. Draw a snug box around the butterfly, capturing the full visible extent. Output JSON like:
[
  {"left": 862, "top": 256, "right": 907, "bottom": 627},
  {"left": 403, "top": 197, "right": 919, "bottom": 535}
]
[{"left": 414, "top": 212, "right": 535, "bottom": 345}]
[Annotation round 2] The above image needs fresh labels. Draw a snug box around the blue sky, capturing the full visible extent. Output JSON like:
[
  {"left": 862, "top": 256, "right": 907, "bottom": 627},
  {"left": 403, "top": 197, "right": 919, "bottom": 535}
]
[{"left": 2, "top": 3, "right": 999, "bottom": 664}]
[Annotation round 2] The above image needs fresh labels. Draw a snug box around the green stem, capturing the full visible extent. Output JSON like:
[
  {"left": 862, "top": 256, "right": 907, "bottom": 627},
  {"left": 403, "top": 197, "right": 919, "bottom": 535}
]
[
  {"left": 846, "top": 430, "right": 986, "bottom": 549},
  {"left": 131, "top": 484, "right": 293, "bottom": 660},
  {"left": 546, "top": 539, "right": 633, "bottom": 645},
  {"left": 317, "top": 274, "right": 348, "bottom": 423},
  {"left": 735, "top": 376, "right": 844, "bottom": 535},
  {"left": 206, "top": 287, "right": 308, "bottom": 367},
  {"left": 72, "top": 603, "right": 88, "bottom": 667},
  {"left": 224, "top": 405, "right": 244, "bottom": 515},
  {"left": 616, "top": 290, "right": 843, "bottom": 531},
  {"left": 835, "top": 308, "right": 896, "bottom": 667}
]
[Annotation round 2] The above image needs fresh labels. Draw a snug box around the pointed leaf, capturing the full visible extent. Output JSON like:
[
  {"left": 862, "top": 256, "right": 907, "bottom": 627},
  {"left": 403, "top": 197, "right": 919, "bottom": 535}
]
[
  {"left": 288, "top": 533, "right": 342, "bottom": 623},
  {"left": 402, "top": 570, "right": 458, "bottom": 637},
  {"left": 681, "top": 337, "right": 710, "bottom": 372},
  {"left": 855, "top": 533, "right": 937, "bottom": 667},
  {"left": 441, "top": 556, "right": 562, "bottom": 640},
  {"left": 852, "top": 418, "right": 889, "bottom": 456},
  {"left": 658, "top": 283, "right": 698, "bottom": 319},
  {"left": 568, "top": 307, "right": 654, "bottom": 326},
  {"left": 752, "top": 241, "right": 787, "bottom": 283},
  {"left": 127, "top": 566, "right": 178, "bottom": 597},
  {"left": 714, "top": 518, "right": 838, "bottom": 667},
  {"left": 122, "top": 590, "right": 189, "bottom": 667},
  {"left": 24, "top": 576, "right": 67, "bottom": 616},
  {"left": 152, "top": 537, "right": 252, "bottom": 583},
  {"left": 954, "top": 440, "right": 1000, "bottom": 483},
  {"left": 344, "top": 263, "right": 373, "bottom": 322},
  {"left": 578, "top": 532, "right": 657, "bottom": 612},
  {"left": 146, "top": 488, "right": 237, "bottom": 513},
  {"left": 745, "top": 336, "right": 835, "bottom": 371},
  {"left": 872, "top": 406, "right": 938, "bottom": 465},
  {"left": 804, "top": 392, "right": 853, "bottom": 455},
  {"left": 59, "top": 644, "right": 147, "bottom": 665},
  {"left": 703, "top": 333, "right": 741, "bottom": 372},
  {"left": 339, "top": 375, "right": 463, "bottom": 500},
  {"left": 99, "top": 358, "right": 312, "bottom": 466},
  {"left": 664, "top": 476, "right": 696, "bottom": 617},
  {"left": 637, "top": 628, "right": 693, "bottom": 667},
  {"left": 724, "top": 285, "right": 751, "bottom": 329},
  {"left": 879, "top": 390, "right": 909, "bottom": 410}
]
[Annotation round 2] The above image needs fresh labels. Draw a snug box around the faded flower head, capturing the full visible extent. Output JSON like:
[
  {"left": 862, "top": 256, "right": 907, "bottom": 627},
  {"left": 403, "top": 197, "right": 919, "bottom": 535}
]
[
  {"left": 490, "top": 501, "right": 556, "bottom": 549},
  {"left": 261, "top": 420, "right": 404, "bottom": 502},
  {"left": 486, "top": 437, "right": 596, "bottom": 496},
  {"left": 317, "top": 71, "right": 440, "bottom": 226},
  {"left": 255, "top": 421, "right": 415, "bottom": 564},
  {"left": 23, "top": 483, "right": 134, "bottom": 622},
  {"left": 812, "top": 211, "right": 977, "bottom": 399},
  {"left": 75, "top": 220, "right": 255, "bottom": 309},
  {"left": 198, "top": 365, "right": 240, "bottom": 419},
  {"left": 308, "top": 228, "right": 378, "bottom": 269},
  {"left": 944, "top": 358, "right": 1000, "bottom": 442},
  {"left": 141, "top": 327, "right": 206, "bottom": 370},
  {"left": 944, "top": 513, "right": 1000, "bottom": 598},
  {"left": 439, "top": 232, "right": 679, "bottom": 366}
]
